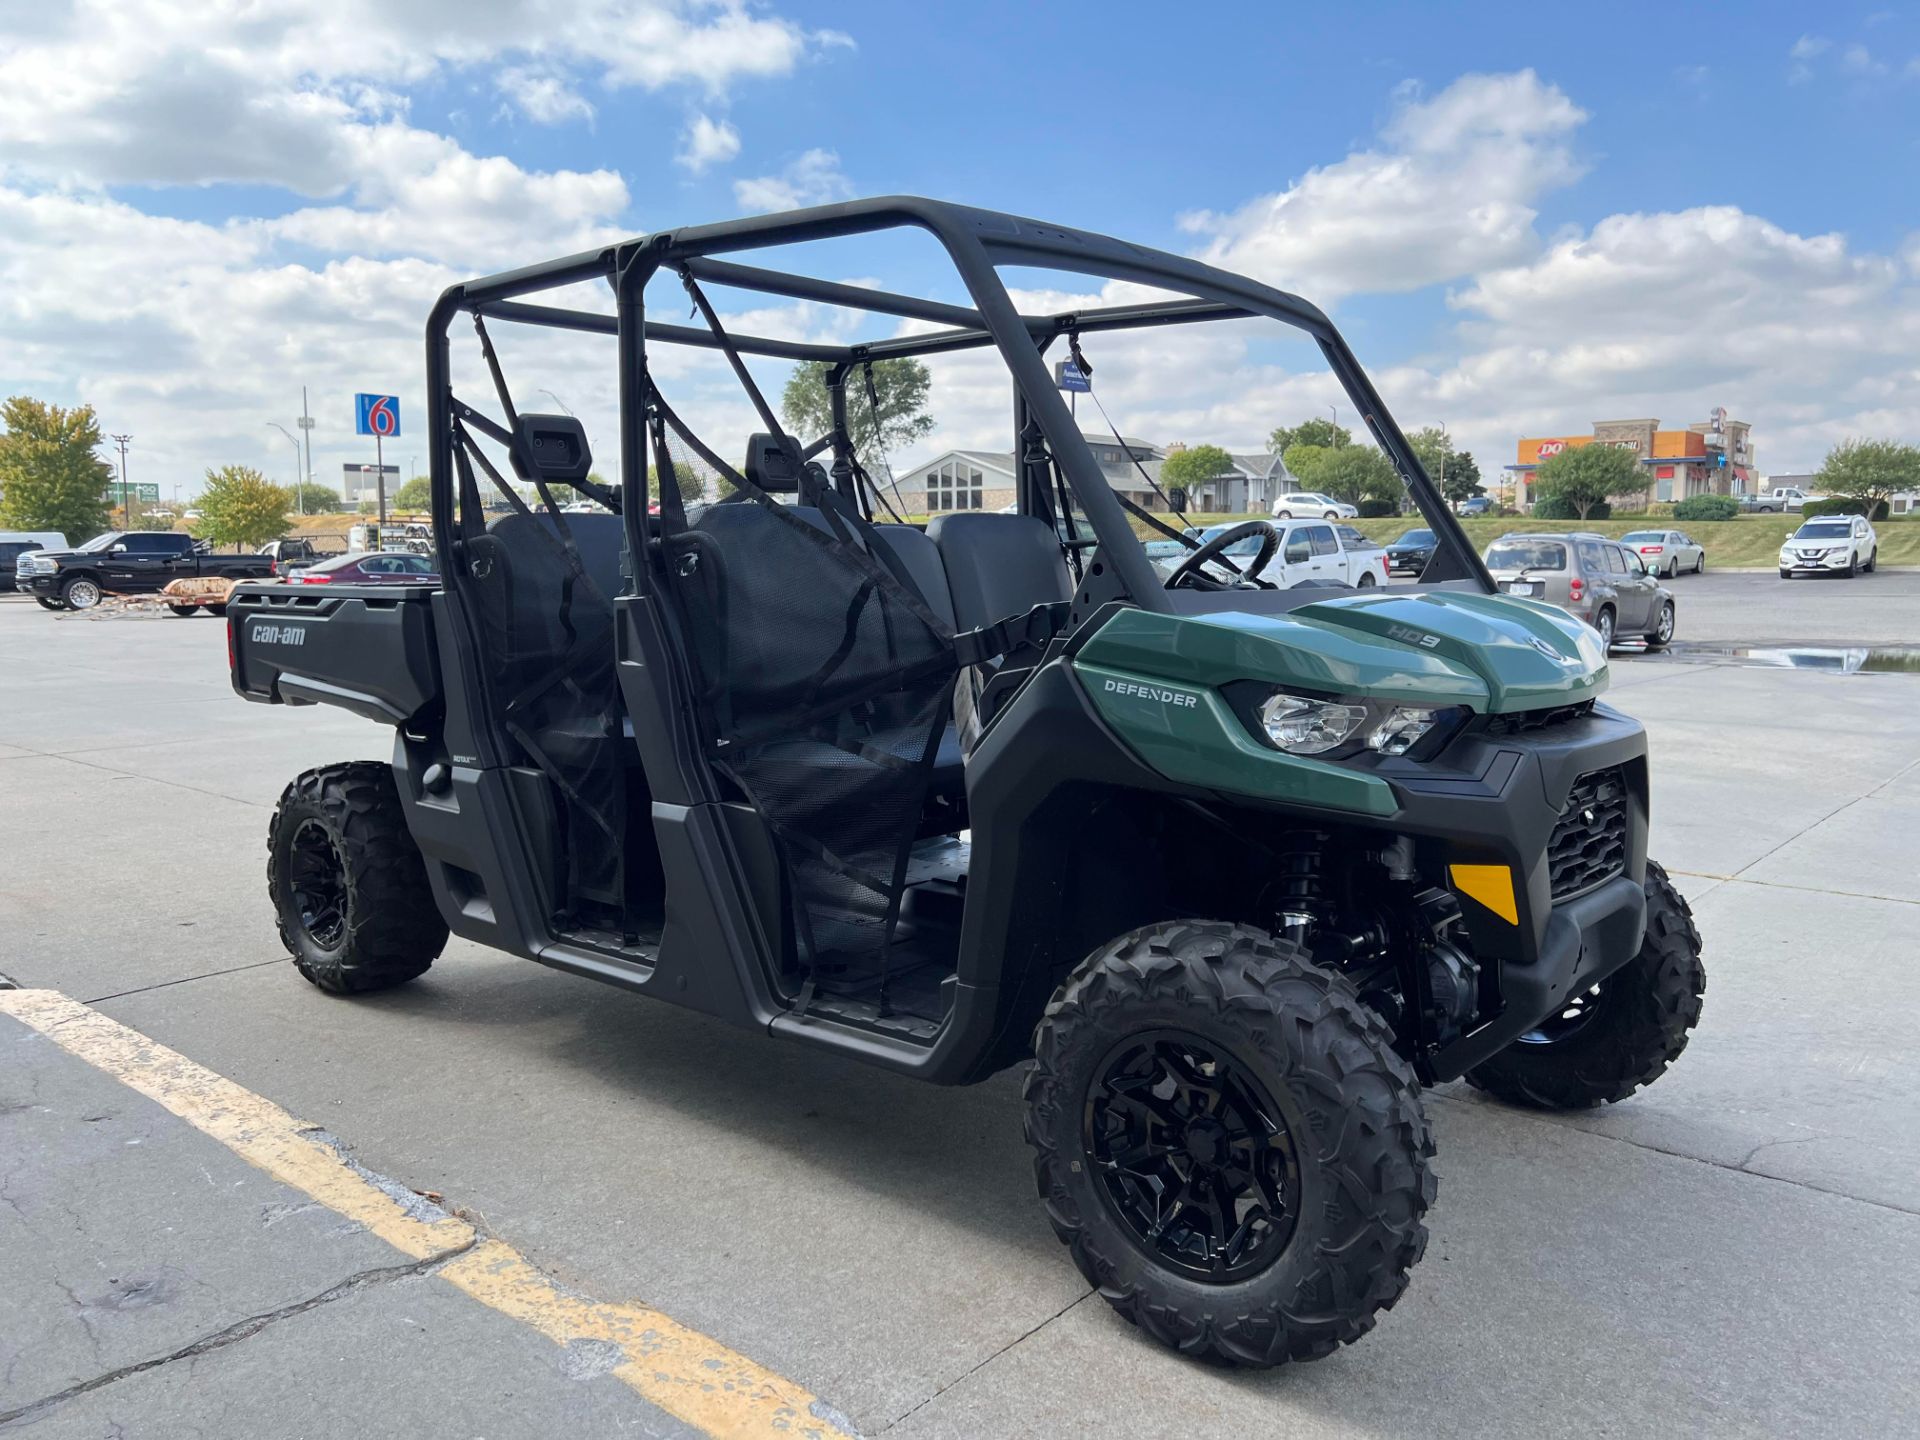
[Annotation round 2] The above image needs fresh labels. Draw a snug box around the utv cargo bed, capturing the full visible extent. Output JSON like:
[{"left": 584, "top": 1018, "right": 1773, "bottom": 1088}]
[{"left": 228, "top": 583, "right": 441, "bottom": 725}]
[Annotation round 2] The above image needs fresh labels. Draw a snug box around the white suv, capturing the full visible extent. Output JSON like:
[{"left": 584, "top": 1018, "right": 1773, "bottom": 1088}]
[
  {"left": 1779, "top": 514, "right": 1877, "bottom": 578},
  {"left": 1271, "top": 491, "right": 1358, "bottom": 520}
]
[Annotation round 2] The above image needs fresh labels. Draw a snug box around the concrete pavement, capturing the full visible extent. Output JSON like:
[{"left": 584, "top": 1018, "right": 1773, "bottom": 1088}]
[{"left": 3, "top": 593, "right": 1918, "bottom": 1436}]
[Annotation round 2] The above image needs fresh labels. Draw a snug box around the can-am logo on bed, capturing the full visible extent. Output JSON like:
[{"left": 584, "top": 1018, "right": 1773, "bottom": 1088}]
[{"left": 250, "top": 622, "right": 308, "bottom": 647}]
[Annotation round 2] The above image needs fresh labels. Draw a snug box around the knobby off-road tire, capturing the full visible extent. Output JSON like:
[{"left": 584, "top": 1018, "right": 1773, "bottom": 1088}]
[
  {"left": 1024, "top": 922, "right": 1435, "bottom": 1367},
  {"left": 1465, "top": 861, "right": 1704, "bottom": 1110},
  {"left": 268, "top": 761, "right": 447, "bottom": 993}
]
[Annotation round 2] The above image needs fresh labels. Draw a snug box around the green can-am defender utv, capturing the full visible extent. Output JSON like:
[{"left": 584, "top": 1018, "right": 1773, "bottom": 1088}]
[{"left": 229, "top": 198, "right": 1705, "bottom": 1367}]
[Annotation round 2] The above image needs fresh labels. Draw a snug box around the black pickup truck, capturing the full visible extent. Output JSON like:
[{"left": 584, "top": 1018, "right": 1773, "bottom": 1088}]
[{"left": 16, "top": 531, "right": 274, "bottom": 611}]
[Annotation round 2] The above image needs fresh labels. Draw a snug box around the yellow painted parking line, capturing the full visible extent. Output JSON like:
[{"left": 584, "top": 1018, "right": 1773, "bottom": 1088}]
[{"left": 0, "top": 989, "right": 857, "bottom": 1440}]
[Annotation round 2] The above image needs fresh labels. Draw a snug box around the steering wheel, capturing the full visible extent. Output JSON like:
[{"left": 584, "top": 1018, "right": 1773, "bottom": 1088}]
[{"left": 1164, "top": 520, "right": 1279, "bottom": 591}]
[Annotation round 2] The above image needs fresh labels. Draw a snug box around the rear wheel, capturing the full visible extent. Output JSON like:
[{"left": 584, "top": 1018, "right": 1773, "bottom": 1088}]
[
  {"left": 268, "top": 761, "right": 447, "bottom": 993},
  {"left": 1465, "top": 862, "right": 1704, "bottom": 1110},
  {"left": 1025, "top": 921, "right": 1434, "bottom": 1367},
  {"left": 1357, "top": 572, "right": 1377, "bottom": 587},
  {"left": 166, "top": 603, "right": 199, "bottom": 617},
  {"left": 1865, "top": 548, "right": 1877, "bottom": 573},
  {"left": 1275, "top": 509, "right": 1292, "bottom": 519}
]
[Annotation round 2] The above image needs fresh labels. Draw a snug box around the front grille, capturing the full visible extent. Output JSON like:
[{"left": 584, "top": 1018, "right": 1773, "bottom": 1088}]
[
  {"left": 1547, "top": 767, "right": 1628, "bottom": 901},
  {"left": 1484, "top": 700, "right": 1595, "bottom": 738}
]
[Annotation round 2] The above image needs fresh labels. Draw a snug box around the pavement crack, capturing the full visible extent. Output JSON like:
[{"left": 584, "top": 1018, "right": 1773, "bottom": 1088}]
[
  {"left": 875, "top": 1288, "right": 1093, "bottom": 1434},
  {"left": 0, "top": 1237, "right": 479, "bottom": 1430},
  {"left": 84, "top": 959, "right": 286, "bottom": 1005}
]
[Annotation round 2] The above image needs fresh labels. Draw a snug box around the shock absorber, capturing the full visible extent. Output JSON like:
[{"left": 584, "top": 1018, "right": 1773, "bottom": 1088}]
[{"left": 1272, "top": 831, "right": 1328, "bottom": 943}]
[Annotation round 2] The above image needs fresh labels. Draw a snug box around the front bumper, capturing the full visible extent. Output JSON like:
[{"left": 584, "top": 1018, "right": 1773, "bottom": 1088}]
[
  {"left": 20, "top": 574, "right": 57, "bottom": 595},
  {"left": 1780, "top": 551, "right": 1854, "bottom": 572}
]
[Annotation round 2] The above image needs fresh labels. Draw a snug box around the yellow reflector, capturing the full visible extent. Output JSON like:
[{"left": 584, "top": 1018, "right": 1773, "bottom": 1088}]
[{"left": 1449, "top": 863, "right": 1518, "bottom": 924}]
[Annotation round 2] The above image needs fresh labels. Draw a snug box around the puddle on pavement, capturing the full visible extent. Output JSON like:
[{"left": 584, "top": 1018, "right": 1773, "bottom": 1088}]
[{"left": 1658, "top": 643, "right": 1920, "bottom": 674}]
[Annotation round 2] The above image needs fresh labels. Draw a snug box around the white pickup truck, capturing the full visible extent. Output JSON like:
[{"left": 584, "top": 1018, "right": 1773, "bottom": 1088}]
[
  {"left": 1740, "top": 486, "right": 1822, "bottom": 514},
  {"left": 1176, "top": 520, "right": 1390, "bottom": 588}
]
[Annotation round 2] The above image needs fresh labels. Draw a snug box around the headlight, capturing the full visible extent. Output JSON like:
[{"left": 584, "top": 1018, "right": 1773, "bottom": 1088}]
[
  {"left": 1253, "top": 690, "right": 1464, "bottom": 759},
  {"left": 1259, "top": 693, "right": 1367, "bottom": 754},
  {"left": 1369, "top": 705, "right": 1447, "bottom": 756}
]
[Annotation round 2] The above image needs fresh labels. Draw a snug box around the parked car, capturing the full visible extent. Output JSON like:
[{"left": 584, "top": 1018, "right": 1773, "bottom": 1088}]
[
  {"left": 15, "top": 531, "right": 274, "bottom": 611},
  {"left": 1779, "top": 515, "right": 1877, "bottom": 579},
  {"left": 1482, "top": 532, "right": 1675, "bottom": 651},
  {"left": 1740, "top": 486, "right": 1818, "bottom": 514},
  {"left": 285, "top": 551, "right": 441, "bottom": 586},
  {"left": 0, "top": 531, "right": 68, "bottom": 592},
  {"left": 1619, "top": 529, "right": 1704, "bottom": 578},
  {"left": 1456, "top": 496, "right": 1492, "bottom": 516},
  {"left": 1270, "top": 490, "right": 1358, "bottom": 520},
  {"left": 1384, "top": 527, "right": 1437, "bottom": 576}
]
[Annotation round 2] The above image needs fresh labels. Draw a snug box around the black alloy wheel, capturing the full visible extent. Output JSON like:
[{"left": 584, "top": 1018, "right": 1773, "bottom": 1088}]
[
  {"left": 285, "top": 817, "right": 348, "bottom": 950},
  {"left": 1084, "top": 1030, "right": 1302, "bottom": 1284}
]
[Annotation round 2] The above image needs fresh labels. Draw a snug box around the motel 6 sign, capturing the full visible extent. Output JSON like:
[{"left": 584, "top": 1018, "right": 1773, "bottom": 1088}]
[{"left": 355, "top": 393, "right": 401, "bottom": 438}]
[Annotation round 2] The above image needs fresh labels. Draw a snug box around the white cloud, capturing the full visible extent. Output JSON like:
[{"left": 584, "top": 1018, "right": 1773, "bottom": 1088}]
[
  {"left": 1790, "top": 34, "right": 1832, "bottom": 61},
  {"left": 497, "top": 66, "right": 595, "bottom": 125},
  {"left": 676, "top": 113, "right": 742, "bottom": 173},
  {"left": 0, "top": 1, "right": 831, "bottom": 191},
  {"left": 1180, "top": 71, "right": 1586, "bottom": 301},
  {"left": 733, "top": 149, "right": 853, "bottom": 213}
]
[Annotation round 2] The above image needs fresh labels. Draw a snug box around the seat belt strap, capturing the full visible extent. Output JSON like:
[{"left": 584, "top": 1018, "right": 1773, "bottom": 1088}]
[{"left": 952, "top": 600, "right": 1073, "bottom": 669}]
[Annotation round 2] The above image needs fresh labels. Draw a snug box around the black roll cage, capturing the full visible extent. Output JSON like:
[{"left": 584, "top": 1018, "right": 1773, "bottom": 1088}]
[{"left": 425, "top": 195, "right": 1492, "bottom": 614}]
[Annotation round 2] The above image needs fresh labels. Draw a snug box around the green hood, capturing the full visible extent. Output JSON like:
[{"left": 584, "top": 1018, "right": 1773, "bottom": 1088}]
[{"left": 1074, "top": 590, "right": 1608, "bottom": 714}]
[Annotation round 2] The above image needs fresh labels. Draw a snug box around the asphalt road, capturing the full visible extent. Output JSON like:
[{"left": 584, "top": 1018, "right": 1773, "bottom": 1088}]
[
  {"left": 3, "top": 591, "right": 1918, "bottom": 1437},
  {"left": 1648, "top": 567, "right": 1920, "bottom": 648}
]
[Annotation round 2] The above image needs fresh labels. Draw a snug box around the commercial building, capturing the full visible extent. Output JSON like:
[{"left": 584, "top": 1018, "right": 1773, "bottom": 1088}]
[
  {"left": 890, "top": 435, "right": 1294, "bottom": 515},
  {"left": 1506, "top": 411, "right": 1754, "bottom": 510}
]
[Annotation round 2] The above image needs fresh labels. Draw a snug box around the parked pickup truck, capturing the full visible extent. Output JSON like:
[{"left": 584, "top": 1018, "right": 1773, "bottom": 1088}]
[
  {"left": 1172, "top": 519, "right": 1390, "bottom": 588},
  {"left": 16, "top": 531, "right": 274, "bottom": 611},
  {"left": 257, "top": 537, "right": 343, "bottom": 571},
  {"left": 1739, "top": 487, "right": 1820, "bottom": 514}
]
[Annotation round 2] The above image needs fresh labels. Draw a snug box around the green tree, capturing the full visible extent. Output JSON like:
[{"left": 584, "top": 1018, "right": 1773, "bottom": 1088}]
[
  {"left": 1816, "top": 438, "right": 1920, "bottom": 512},
  {"left": 0, "top": 396, "right": 114, "bottom": 540},
  {"left": 781, "top": 359, "right": 936, "bottom": 469},
  {"left": 1268, "top": 417, "right": 1351, "bottom": 455},
  {"left": 1316, "top": 445, "right": 1402, "bottom": 507},
  {"left": 290, "top": 482, "right": 341, "bottom": 513},
  {"left": 1405, "top": 427, "right": 1485, "bottom": 504},
  {"left": 1532, "top": 444, "right": 1642, "bottom": 521},
  {"left": 191, "top": 465, "right": 291, "bottom": 549},
  {"left": 392, "top": 475, "right": 433, "bottom": 511},
  {"left": 1281, "top": 442, "right": 1334, "bottom": 489},
  {"left": 1159, "top": 444, "right": 1238, "bottom": 508}
]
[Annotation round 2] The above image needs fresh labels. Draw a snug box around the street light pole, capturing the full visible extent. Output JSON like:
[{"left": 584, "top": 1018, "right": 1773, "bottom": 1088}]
[
  {"left": 296, "top": 386, "right": 316, "bottom": 509},
  {"left": 268, "top": 423, "right": 302, "bottom": 514},
  {"left": 110, "top": 433, "right": 132, "bottom": 524}
]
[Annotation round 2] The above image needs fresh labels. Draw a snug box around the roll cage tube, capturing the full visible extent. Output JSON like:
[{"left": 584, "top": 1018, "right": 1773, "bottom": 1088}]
[{"left": 426, "top": 197, "right": 1494, "bottom": 614}]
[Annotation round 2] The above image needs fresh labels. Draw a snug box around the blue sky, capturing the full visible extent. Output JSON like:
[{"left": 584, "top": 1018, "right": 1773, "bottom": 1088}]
[{"left": 2, "top": 0, "right": 1916, "bottom": 498}]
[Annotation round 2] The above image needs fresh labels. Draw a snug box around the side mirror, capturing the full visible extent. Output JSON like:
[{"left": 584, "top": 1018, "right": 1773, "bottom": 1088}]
[
  {"left": 1284, "top": 540, "right": 1312, "bottom": 564},
  {"left": 108, "top": 543, "right": 127, "bottom": 553}
]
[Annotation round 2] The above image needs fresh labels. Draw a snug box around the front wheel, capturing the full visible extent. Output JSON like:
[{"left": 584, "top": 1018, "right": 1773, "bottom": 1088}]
[
  {"left": 1844, "top": 554, "right": 1858, "bottom": 578},
  {"left": 268, "top": 761, "right": 448, "bottom": 993},
  {"left": 1593, "top": 607, "right": 1615, "bottom": 650},
  {"left": 1780, "top": 569, "right": 1792, "bottom": 580},
  {"left": 34, "top": 597, "right": 65, "bottom": 611},
  {"left": 60, "top": 575, "right": 101, "bottom": 610},
  {"left": 1465, "top": 861, "right": 1705, "bottom": 1110},
  {"left": 1025, "top": 922, "right": 1434, "bottom": 1367},
  {"left": 1645, "top": 600, "right": 1675, "bottom": 650}
]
